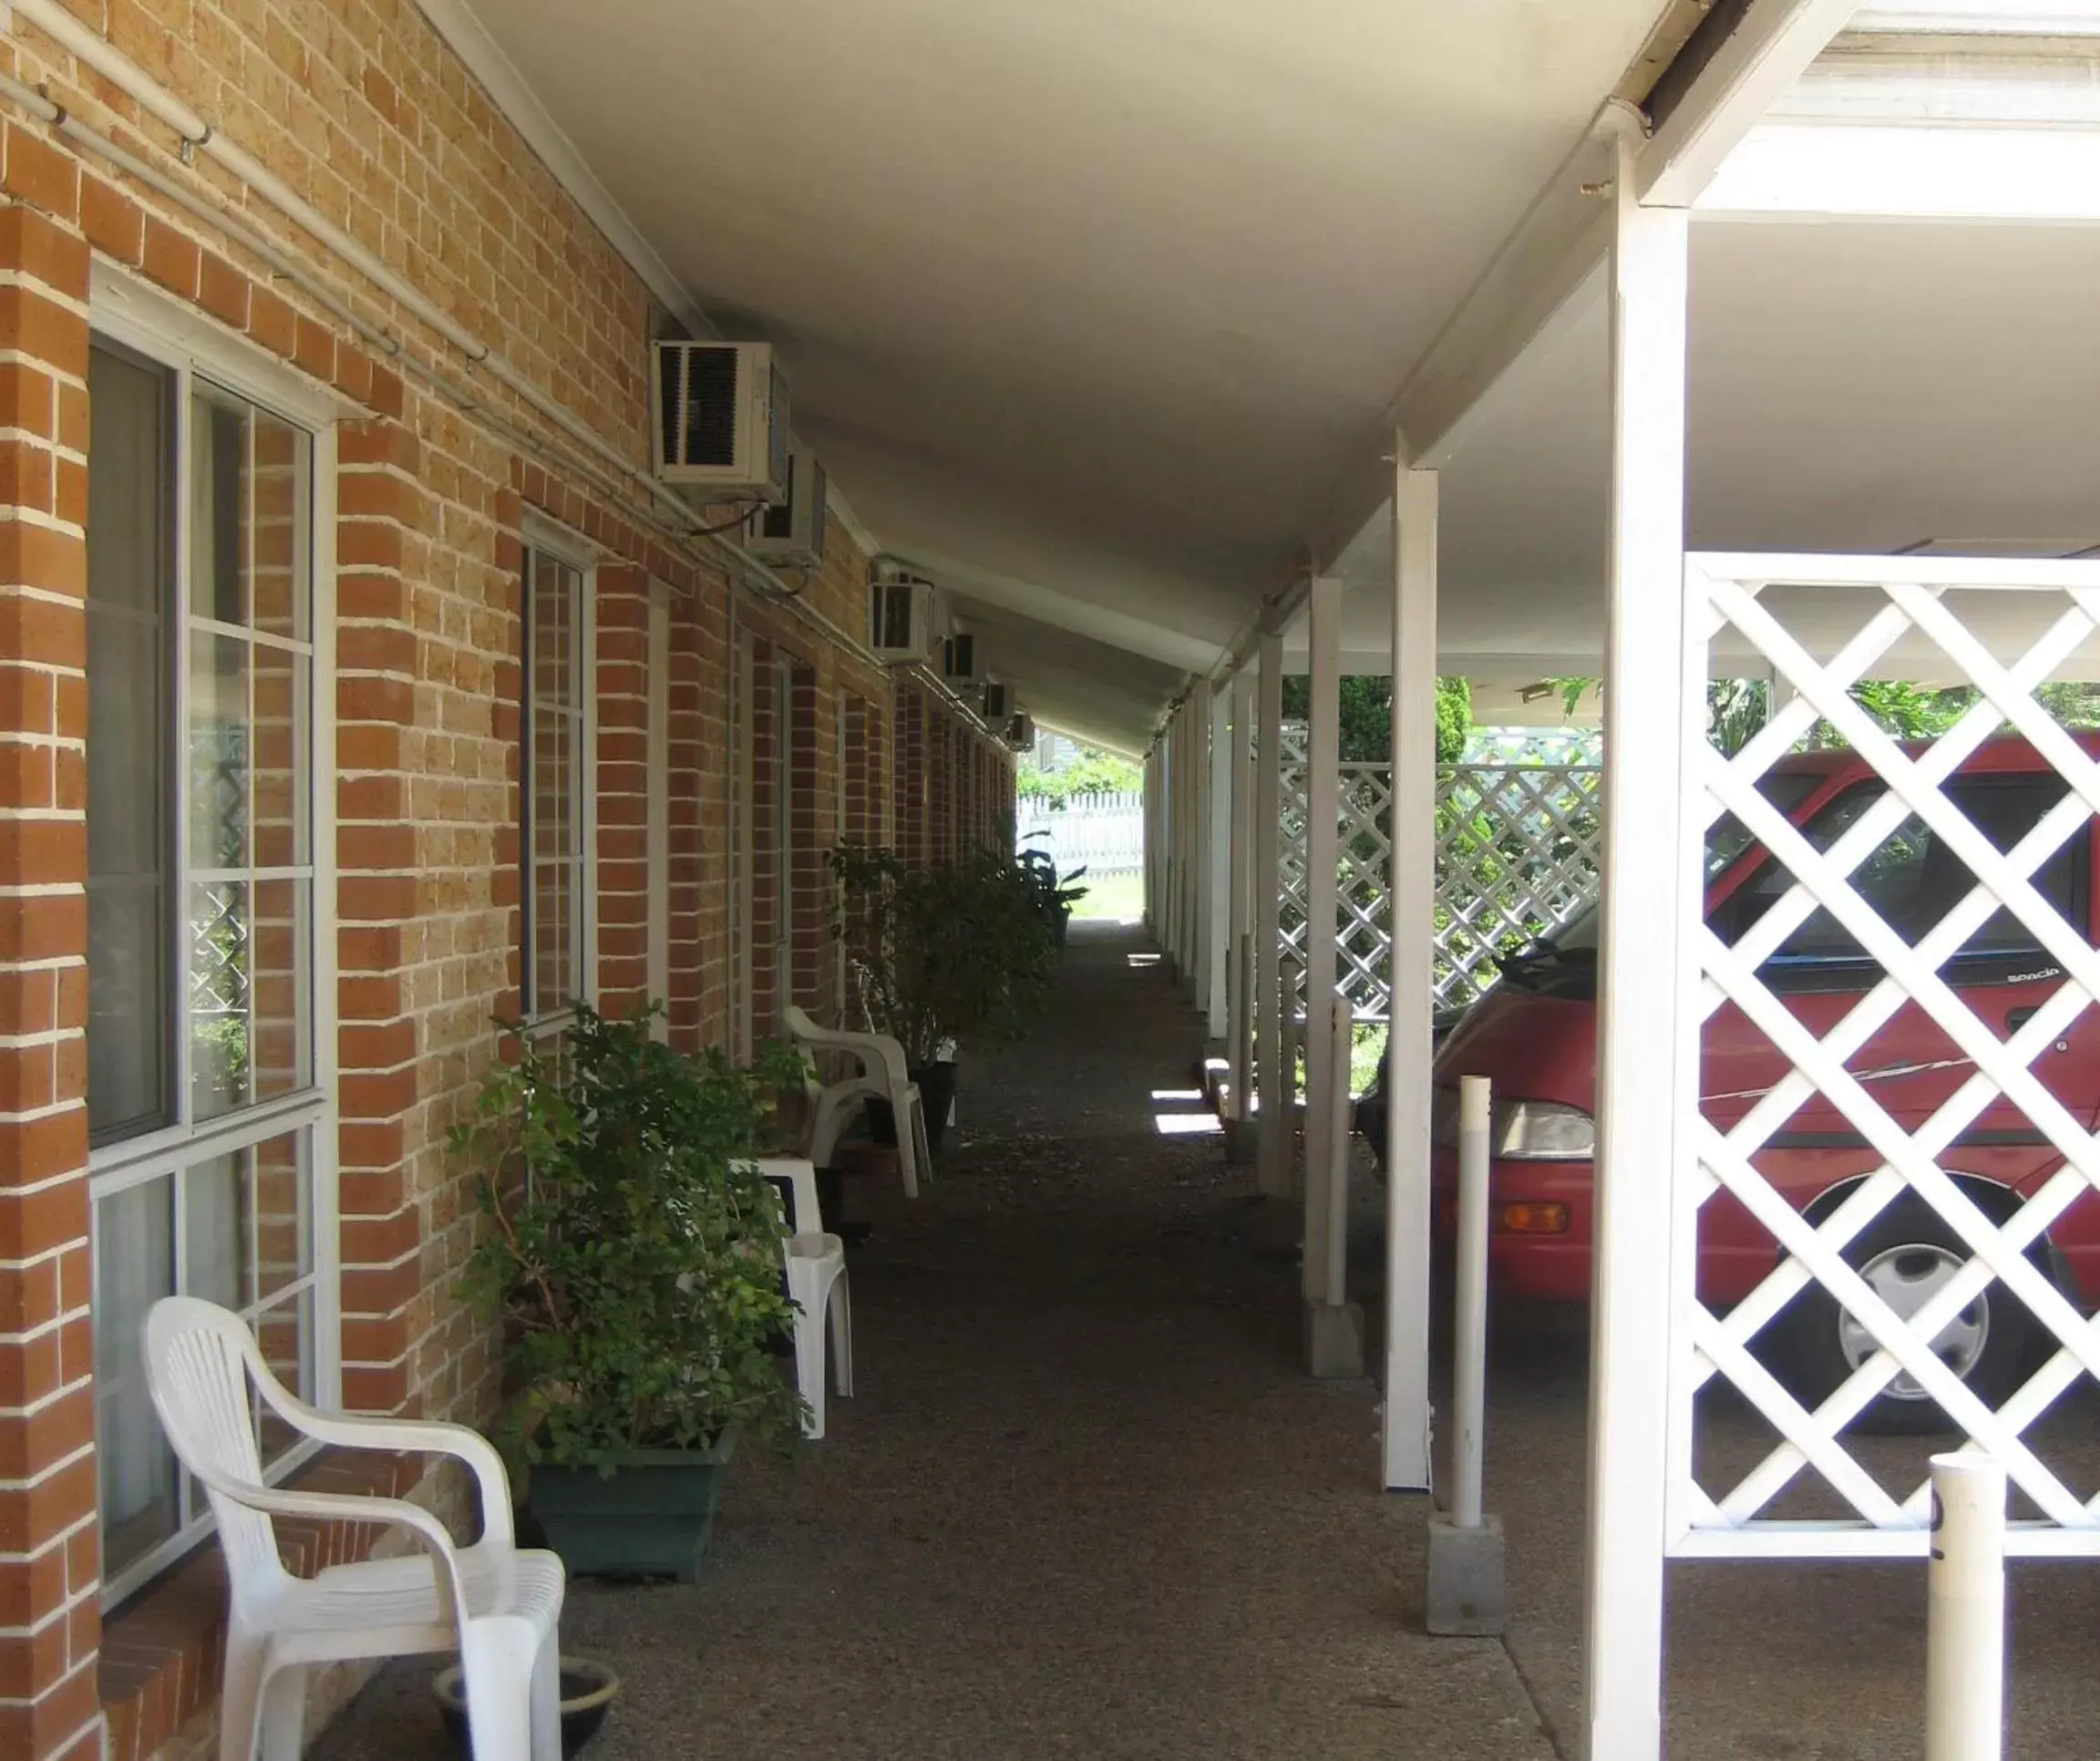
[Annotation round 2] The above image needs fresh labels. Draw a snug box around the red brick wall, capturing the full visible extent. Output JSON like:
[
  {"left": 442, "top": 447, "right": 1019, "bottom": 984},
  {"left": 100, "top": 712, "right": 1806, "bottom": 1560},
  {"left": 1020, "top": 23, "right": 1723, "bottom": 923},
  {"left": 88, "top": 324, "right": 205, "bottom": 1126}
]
[
  {"left": 0, "top": 3, "right": 964, "bottom": 1756},
  {"left": 0, "top": 200, "right": 98, "bottom": 1761}
]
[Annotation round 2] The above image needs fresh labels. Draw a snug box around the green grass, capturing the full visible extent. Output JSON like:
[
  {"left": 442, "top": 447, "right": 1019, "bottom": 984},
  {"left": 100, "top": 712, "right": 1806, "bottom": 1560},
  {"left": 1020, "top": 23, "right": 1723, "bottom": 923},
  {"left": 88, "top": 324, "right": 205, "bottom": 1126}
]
[{"left": 1071, "top": 869, "right": 1144, "bottom": 922}]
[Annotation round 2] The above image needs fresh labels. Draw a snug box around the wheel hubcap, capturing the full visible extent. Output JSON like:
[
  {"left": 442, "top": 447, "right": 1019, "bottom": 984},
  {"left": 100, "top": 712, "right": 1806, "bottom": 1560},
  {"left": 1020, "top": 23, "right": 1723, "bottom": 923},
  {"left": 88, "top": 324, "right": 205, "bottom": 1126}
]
[{"left": 1838, "top": 1243, "right": 1990, "bottom": 1400}]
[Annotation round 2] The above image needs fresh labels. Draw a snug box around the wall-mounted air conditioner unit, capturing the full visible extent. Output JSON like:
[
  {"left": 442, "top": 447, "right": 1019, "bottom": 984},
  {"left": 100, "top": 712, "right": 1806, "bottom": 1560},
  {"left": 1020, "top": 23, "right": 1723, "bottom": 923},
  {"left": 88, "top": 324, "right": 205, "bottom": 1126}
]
[
  {"left": 942, "top": 631, "right": 983, "bottom": 686},
  {"left": 869, "top": 563, "right": 938, "bottom": 664},
  {"left": 652, "top": 340, "right": 790, "bottom": 501},
  {"left": 979, "top": 680, "right": 1010, "bottom": 723},
  {"left": 745, "top": 450, "right": 828, "bottom": 568},
  {"left": 1001, "top": 711, "right": 1035, "bottom": 752}
]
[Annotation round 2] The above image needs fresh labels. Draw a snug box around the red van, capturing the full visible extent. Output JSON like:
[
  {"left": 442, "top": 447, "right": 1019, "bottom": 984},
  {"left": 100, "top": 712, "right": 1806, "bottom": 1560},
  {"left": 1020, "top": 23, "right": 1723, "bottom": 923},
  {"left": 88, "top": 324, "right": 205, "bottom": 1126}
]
[{"left": 1426, "top": 735, "right": 2100, "bottom": 1432}]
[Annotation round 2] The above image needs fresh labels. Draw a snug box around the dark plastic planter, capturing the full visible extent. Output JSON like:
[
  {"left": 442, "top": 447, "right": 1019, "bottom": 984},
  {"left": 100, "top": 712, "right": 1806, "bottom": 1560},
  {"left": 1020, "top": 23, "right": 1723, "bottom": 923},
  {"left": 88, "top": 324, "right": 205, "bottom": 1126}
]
[
  {"left": 527, "top": 1434, "right": 735, "bottom": 1583},
  {"left": 432, "top": 1656, "right": 621, "bottom": 1758},
  {"left": 911, "top": 1061, "right": 958, "bottom": 1153}
]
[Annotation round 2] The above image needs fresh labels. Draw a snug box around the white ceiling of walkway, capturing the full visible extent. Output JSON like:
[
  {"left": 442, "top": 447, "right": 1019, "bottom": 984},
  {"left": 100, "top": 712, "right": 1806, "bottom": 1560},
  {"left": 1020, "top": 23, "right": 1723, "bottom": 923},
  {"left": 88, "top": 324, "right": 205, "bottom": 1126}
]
[
  {"left": 1323, "top": 212, "right": 2100, "bottom": 676},
  {"left": 438, "top": 0, "right": 1679, "bottom": 744}
]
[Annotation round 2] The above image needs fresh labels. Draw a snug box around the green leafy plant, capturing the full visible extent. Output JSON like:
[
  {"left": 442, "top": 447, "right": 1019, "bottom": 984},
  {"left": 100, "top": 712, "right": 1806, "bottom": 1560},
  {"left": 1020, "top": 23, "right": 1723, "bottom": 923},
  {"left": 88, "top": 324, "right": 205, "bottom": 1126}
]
[
  {"left": 829, "top": 845, "right": 1058, "bottom": 1066},
  {"left": 451, "top": 1006, "right": 808, "bottom": 1472},
  {"left": 1280, "top": 675, "right": 1472, "bottom": 764},
  {"left": 1016, "top": 743, "right": 1142, "bottom": 805}
]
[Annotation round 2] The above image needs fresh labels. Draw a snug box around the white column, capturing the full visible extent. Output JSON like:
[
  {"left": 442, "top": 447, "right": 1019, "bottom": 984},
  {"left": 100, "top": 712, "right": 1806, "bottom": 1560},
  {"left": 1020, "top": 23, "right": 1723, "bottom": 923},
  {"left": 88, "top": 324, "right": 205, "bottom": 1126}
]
[
  {"left": 1301, "top": 576, "right": 1342, "bottom": 1308},
  {"left": 1228, "top": 666, "right": 1256, "bottom": 1123},
  {"left": 1255, "top": 632, "right": 1290, "bottom": 1196},
  {"left": 1583, "top": 136, "right": 1691, "bottom": 1761},
  {"left": 1382, "top": 463, "right": 1437, "bottom": 1491},
  {"left": 1153, "top": 743, "right": 1166, "bottom": 937},
  {"left": 1165, "top": 711, "right": 1184, "bottom": 968},
  {"left": 1205, "top": 683, "right": 1231, "bottom": 1040}
]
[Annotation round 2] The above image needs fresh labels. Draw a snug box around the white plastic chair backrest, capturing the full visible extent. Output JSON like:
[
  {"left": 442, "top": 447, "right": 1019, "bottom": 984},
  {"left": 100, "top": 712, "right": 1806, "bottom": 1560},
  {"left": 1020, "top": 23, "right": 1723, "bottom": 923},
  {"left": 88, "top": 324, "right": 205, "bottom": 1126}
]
[
  {"left": 783, "top": 1004, "right": 824, "bottom": 1045},
  {"left": 747, "top": 1157, "right": 818, "bottom": 1236},
  {"left": 142, "top": 1296, "right": 290, "bottom": 1592}
]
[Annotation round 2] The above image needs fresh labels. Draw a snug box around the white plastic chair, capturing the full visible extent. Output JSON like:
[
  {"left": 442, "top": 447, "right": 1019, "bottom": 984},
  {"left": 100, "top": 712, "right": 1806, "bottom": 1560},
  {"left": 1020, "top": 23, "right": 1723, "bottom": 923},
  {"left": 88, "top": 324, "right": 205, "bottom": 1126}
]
[
  {"left": 784, "top": 1002, "right": 933, "bottom": 1199},
  {"left": 141, "top": 1296, "right": 564, "bottom": 1761},
  {"left": 750, "top": 1157, "right": 853, "bottom": 1439}
]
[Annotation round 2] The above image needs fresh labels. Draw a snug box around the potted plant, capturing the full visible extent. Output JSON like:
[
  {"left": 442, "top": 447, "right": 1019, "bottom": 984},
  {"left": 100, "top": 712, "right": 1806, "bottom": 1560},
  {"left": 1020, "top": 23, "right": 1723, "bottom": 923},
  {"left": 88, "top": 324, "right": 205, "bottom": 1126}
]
[
  {"left": 1018, "top": 840, "right": 1088, "bottom": 945},
  {"left": 451, "top": 1006, "right": 807, "bottom": 1582},
  {"left": 829, "top": 845, "right": 1057, "bottom": 1149}
]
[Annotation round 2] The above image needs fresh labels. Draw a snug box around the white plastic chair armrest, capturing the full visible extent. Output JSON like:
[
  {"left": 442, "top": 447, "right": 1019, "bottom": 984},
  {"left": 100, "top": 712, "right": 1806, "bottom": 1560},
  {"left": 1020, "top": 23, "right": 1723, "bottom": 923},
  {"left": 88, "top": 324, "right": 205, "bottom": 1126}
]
[
  {"left": 250, "top": 1385, "right": 516, "bottom": 1549},
  {"left": 203, "top": 1476, "right": 470, "bottom": 1632}
]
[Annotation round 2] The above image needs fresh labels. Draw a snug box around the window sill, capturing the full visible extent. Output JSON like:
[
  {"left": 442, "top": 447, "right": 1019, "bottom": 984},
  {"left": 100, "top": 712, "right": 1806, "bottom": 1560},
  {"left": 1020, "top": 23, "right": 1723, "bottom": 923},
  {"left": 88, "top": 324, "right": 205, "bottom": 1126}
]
[{"left": 98, "top": 1447, "right": 419, "bottom": 1761}]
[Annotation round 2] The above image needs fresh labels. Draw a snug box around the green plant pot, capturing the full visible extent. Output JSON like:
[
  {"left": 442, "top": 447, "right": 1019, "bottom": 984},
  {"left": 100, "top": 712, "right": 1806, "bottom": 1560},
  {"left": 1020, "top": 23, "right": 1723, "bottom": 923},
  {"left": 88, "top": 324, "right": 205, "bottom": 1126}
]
[{"left": 527, "top": 1435, "right": 736, "bottom": 1583}]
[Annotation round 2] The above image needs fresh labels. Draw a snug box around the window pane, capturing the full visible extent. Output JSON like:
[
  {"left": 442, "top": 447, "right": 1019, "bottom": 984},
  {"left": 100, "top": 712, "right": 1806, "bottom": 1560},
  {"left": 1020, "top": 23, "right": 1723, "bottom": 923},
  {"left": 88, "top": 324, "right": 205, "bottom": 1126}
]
[
  {"left": 248, "top": 878, "right": 310, "bottom": 1103},
  {"left": 190, "top": 880, "right": 251, "bottom": 1118},
  {"left": 190, "top": 388, "right": 312, "bottom": 641},
  {"left": 184, "top": 1151, "right": 245, "bottom": 1312},
  {"left": 87, "top": 345, "right": 174, "bottom": 1141},
  {"left": 88, "top": 882, "right": 167, "bottom": 1141},
  {"left": 531, "top": 553, "right": 575, "bottom": 711},
  {"left": 533, "top": 705, "right": 571, "bottom": 861},
  {"left": 254, "top": 1287, "right": 313, "bottom": 1469},
  {"left": 250, "top": 641, "right": 307, "bottom": 869},
  {"left": 252, "top": 1130, "right": 311, "bottom": 1307},
  {"left": 533, "top": 859, "right": 572, "bottom": 1011},
  {"left": 524, "top": 549, "right": 586, "bottom": 1016},
  {"left": 189, "top": 632, "right": 249, "bottom": 870},
  {"left": 96, "top": 1178, "right": 177, "bottom": 1576}
]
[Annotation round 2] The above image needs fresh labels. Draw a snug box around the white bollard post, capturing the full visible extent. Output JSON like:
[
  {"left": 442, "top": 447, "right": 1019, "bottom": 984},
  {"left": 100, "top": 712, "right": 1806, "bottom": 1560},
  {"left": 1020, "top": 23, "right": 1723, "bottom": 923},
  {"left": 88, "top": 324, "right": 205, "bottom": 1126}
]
[
  {"left": 1323, "top": 993, "right": 1355, "bottom": 1305},
  {"left": 1927, "top": 1453, "right": 2007, "bottom": 1761},
  {"left": 1452, "top": 1075, "right": 1492, "bottom": 1532},
  {"left": 1426, "top": 1070, "right": 1504, "bottom": 1634}
]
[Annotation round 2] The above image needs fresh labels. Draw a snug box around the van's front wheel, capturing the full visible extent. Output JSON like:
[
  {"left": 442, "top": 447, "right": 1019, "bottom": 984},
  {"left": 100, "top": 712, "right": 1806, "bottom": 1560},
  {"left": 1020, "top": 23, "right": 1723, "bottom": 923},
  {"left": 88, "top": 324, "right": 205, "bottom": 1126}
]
[{"left": 1774, "top": 1201, "right": 2035, "bottom": 1436}]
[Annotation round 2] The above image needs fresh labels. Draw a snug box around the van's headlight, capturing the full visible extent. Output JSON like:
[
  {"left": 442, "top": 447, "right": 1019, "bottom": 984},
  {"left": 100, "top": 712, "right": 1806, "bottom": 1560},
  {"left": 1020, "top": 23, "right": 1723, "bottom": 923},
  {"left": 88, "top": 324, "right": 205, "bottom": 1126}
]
[{"left": 1494, "top": 1100, "right": 1594, "bottom": 1161}]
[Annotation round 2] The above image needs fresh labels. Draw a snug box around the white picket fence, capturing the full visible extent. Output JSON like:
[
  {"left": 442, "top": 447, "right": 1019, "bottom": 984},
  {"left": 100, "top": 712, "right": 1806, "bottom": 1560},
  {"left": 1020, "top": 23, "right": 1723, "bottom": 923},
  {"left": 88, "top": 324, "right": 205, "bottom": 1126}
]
[
  {"left": 1279, "top": 726, "right": 1602, "bottom": 1021},
  {"left": 1018, "top": 789, "right": 1144, "bottom": 876}
]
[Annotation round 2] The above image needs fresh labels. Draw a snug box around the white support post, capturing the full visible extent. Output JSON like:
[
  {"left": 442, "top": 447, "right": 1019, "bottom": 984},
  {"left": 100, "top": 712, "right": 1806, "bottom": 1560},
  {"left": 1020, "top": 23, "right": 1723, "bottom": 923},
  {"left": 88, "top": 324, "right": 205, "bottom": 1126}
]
[
  {"left": 1167, "top": 709, "right": 1186, "bottom": 973},
  {"left": 1228, "top": 667, "right": 1256, "bottom": 1134},
  {"left": 1205, "top": 681, "right": 1231, "bottom": 1039},
  {"left": 1255, "top": 633, "right": 1290, "bottom": 1197},
  {"left": 1384, "top": 461, "right": 1438, "bottom": 1493},
  {"left": 1180, "top": 701, "right": 1200, "bottom": 993},
  {"left": 1583, "top": 134, "right": 1692, "bottom": 1761},
  {"left": 1151, "top": 736, "right": 1166, "bottom": 942},
  {"left": 1926, "top": 1454, "right": 2007, "bottom": 1761},
  {"left": 1302, "top": 576, "right": 1362, "bottom": 1376},
  {"left": 1302, "top": 580, "right": 1341, "bottom": 1305}
]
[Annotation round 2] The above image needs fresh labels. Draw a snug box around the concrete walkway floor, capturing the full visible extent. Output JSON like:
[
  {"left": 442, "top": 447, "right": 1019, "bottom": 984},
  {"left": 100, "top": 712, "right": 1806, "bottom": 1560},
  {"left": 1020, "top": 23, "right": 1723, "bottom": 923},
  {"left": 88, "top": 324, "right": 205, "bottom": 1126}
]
[{"left": 315, "top": 919, "right": 1550, "bottom": 1761}]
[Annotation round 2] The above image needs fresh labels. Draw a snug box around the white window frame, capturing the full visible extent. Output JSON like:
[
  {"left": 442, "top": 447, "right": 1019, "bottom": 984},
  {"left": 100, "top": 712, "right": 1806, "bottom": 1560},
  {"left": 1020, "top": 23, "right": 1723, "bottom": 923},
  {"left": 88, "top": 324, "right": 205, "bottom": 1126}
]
[
  {"left": 519, "top": 513, "right": 597, "bottom": 1028},
  {"left": 87, "top": 266, "right": 342, "bottom": 1607}
]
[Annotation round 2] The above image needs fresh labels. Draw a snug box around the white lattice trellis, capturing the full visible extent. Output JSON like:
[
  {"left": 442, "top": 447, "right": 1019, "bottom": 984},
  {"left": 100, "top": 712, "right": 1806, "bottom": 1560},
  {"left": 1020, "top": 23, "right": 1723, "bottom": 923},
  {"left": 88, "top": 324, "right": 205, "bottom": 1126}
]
[
  {"left": 1667, "top": 552, "right": 2100, "bottom": 1560},
  {"left": 1278, "top": 726, "right": 1601, "bottom": 1020}
]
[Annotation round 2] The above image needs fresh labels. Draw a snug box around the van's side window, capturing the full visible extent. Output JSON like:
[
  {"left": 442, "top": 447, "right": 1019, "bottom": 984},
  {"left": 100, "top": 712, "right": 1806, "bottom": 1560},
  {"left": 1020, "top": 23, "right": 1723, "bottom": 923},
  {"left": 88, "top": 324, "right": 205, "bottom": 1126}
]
[{"left": 1714, "top": 776, "right": 2089, "bottom": 973}]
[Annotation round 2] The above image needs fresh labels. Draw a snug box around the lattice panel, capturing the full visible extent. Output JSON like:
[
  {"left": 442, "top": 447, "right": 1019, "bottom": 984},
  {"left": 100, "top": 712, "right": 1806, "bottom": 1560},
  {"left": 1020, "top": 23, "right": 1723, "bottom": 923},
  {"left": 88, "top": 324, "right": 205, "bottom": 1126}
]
[
  {"left": 1435, "top": 763, "right": 1601, "bottom": 1009},
  {"left": 1278, "top": 726, "right": 1601, "bottom": 1020},
  {"left": 1666, "top": 552, "right": 2100, "bottom": 1560}
]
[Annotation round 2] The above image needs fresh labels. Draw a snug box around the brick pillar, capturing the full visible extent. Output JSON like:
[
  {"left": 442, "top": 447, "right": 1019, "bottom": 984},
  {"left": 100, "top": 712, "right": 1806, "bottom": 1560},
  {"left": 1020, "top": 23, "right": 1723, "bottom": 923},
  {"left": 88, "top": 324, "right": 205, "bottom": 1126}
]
[
  {"left": 893, "top": 685, "right": 923, "bottom": 864},
  {"left": 788, "top": 663, "right": 819, "bottom": 1010},
  {"left": 335, "top": 418, "right": 428, "bottom": 1422},
  {"left": 666, "top": 585, "right": 707, "bottom": 1051},
  {"left": 593, "top": 567, "right": 650, "bottom": 1019},
  {"left": 0, "top": 201, "right": 101, "bottom": 1761}
]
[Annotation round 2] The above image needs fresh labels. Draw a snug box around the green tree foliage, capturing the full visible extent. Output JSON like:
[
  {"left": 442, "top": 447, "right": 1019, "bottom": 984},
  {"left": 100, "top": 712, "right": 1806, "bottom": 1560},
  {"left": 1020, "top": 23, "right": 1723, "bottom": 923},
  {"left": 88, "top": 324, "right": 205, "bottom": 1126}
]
[
  {"left": 1279, "top": 675, "right": 1472, "bottom": 764},
  {"left": 1016, "top": 744, "right": 1142, "bottom": 805}
]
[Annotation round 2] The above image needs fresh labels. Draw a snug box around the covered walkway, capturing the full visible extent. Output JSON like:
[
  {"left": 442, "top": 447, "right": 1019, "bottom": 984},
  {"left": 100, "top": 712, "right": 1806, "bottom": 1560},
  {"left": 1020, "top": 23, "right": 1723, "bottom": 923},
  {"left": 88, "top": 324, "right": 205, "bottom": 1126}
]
[
  {"left": 314, "top": 919, "right": 1549, "bottom": 1761},
  {"left": 312, "top": 918, "right": 2100, "bottom": 1759}
]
